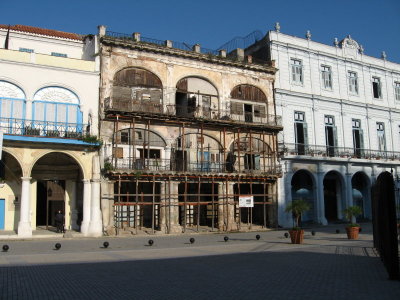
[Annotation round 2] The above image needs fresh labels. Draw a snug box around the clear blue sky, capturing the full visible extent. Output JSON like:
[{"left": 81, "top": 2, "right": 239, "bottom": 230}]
[{"left": 2, "top": 0, "right": 400, "bottom": 62}]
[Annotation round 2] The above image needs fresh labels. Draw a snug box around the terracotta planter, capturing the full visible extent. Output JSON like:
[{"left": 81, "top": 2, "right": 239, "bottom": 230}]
[
  {"left": 346, "top": 226, "right": 360, "bottom": 239},
  {"left": 289, "top": 229, "right": 304, "bottom": 244}
]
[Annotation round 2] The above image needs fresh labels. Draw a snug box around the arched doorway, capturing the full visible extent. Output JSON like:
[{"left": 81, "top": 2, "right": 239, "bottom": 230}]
[
  {"left": 352, "top": 171, "right": 371, "bottom": 219},
  {"left": 323, "top": 171, "right": 344, "bottom": 222},
  {"left": 31, "top": 152, "right": 84, "bottom": 231},
  {"left": 175, "top": 77, "right": 218, "bottom": 118},
  {"left": 0, "top": 151, "right": 23, "bottom": 230},
  {"left": 291, "top": 170, "right": 315, "bottom": 223}
]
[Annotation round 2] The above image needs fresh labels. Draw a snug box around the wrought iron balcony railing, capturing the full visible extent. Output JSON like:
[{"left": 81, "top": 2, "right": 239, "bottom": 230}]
[
  {"left": 104, "top": 100, "right": 282, "bottom": 127},
  {"left": 108, "top": 157, "right": 282, "bottom": 175},
  {"left": 0, "top": 117, "right": 86, "bottom": 140},
  {"left": 280, "top": 143, "right": 400, "bottom": 161}
]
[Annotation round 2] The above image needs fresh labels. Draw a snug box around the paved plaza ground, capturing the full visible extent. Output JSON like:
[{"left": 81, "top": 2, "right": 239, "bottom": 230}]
[{"left": 0, "top": 224, "right": 399, "bottom": 299}]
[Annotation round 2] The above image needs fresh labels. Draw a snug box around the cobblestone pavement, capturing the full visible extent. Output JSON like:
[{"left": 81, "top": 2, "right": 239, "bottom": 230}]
[{"left": 1, "top": 224, "right": 399, "bottom": 300}]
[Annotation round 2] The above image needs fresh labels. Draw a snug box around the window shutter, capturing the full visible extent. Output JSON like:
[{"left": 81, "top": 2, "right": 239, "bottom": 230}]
[
  {"left": 254, "top": 105, "right": 266, "bottom": 118},
  {"left": 333, "top": 126, "right": 338, "bottom": 152},
  {"left": 113, "top": 147, "right": 124, "bottom": 158},
  {"left": 254, "top": 154, "right": 260, "bottom": 170},
  {"left": 115, "top": 132, "right": 121, "bottom": 144},
  {"left": 230, "top": 102, "right": 243, "bottom": 115},
  {"left": 303, "top": 122, "right": 309, "bottom": 146}
]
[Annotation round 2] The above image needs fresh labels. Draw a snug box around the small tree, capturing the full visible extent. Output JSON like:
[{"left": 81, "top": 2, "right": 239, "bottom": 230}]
[
  {"left": 285, "top": 199, "right": 311, "bottom": 229},
  {"left": 342, "top": 205, "right": 362, "bottom": 227}
]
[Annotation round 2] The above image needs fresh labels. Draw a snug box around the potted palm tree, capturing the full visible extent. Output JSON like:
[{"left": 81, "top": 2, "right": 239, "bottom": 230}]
[
  {"left": 285, "top": 199, "right": 311, "bottom": 244},
  {"left": 343, "top": 205, "right": 362, "bottom": 239}
]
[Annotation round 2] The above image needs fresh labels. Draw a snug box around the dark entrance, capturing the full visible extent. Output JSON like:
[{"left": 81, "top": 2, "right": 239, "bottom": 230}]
[
  {"left": 36, "top": 180, "right": 65, "bottom": 228},
  {"left": 178, "top": 182, "right": 218, "bottom": 229},
  {"left": 234, "top": 183, "right": 269, "bottom": 227},
  {"left": 372, "top": 172, "right": 399, "bottom": 280},
  {"left": 324, "top": 178, "right": 337, "bottom": 221},
  {"left": 244, "top": 104, "right": 253, "bottom": 122}
]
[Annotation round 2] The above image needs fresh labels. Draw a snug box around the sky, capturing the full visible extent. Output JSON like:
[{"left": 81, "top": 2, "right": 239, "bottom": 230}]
[{"left": 1, "top": 0, "right": 400, "bottom": 62}]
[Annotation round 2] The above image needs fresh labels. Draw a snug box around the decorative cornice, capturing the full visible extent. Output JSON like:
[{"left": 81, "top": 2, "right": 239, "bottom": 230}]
[{"left": 101, "top": 36, "right": 277, "bottom": 74}]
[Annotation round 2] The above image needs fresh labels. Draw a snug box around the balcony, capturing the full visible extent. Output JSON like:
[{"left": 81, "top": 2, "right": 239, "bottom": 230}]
[
  {"left": 0, "top": 117, "right": 87, "bottom": 140},
  {"left": 104, "top": 99, "right": 282, "bottom": 127},
  {"left": 280, "top": 143, "right": 400, "bottom": 161},
  {"left": 108, "top": 157, "right": 282, "bottom": 176}
]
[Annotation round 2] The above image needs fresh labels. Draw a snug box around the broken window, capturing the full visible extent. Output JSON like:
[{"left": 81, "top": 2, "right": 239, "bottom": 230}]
[{"left": 372, "top": 77, "right": 382, "bottom": 99}]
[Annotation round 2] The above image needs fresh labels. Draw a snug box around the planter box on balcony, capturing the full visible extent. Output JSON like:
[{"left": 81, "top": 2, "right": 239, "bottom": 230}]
[
  {"left": 24, "top": 126, "right": 40, "bottom": 136},
  {"left": 65, "top": 132, "right": 82, "bottom": 139},
  {"left": 46, "top": 130, "right": 60, "bottom": 137}
]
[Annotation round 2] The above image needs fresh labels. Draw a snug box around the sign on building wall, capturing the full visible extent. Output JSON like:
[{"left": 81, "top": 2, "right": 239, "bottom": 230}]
[{"left": 239, "top": 195, "right": 254, "bottom": 207}]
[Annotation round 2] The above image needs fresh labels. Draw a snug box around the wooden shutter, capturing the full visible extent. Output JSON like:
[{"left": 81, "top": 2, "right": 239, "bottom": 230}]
[
  {"left": 113, "top": 147, "right": 124, "bottom": 158},
  {"left": 230, "top": 102, "right": 243, "bottom": 115}
]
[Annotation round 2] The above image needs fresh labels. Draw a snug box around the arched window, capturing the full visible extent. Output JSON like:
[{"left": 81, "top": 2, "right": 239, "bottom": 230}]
[
  {"left": 0, "top": 81, "right": 25, "bottom": 119},
  {"left": 230, "top": 84, "right": 267, "bottom": 123},
  {"left": 33, "top": 87, "right": 82, "bottom": 124},
  {"left": 112, "top": 68, "right": 163, "bottom": 113},
  {"left": 175, "top": 77, "right": 218, "bottom": 118}
]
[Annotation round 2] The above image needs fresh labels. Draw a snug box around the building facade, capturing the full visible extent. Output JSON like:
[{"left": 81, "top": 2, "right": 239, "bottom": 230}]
[
  {"left": 0, "top": 25, "right": 102, "bottom": 237},
  {"left": 97, "top": 26, "right": 282, "bottom": 235},
  {"left": 248, "top": 25, "right": 400, "bottom": 227}
]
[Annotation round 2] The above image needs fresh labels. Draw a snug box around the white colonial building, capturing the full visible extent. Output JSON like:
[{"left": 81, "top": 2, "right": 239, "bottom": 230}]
[
  {"left": 0, "top": 25, "right": 102, "bottom": 237},
  {"left": 248, "top": 24, "right": 400, "bottom": 227}
]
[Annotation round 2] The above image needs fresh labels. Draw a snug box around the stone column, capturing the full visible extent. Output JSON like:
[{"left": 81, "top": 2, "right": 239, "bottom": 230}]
[
  {"left": 218, "top": 182, "right": 235, "bottom": 231},
  {"left": 166, "top": 181, "right": 182, "bottom": 233},
  {"left": 80, "top": 179, "right": 91, "bottom": 235},
  {"left": 18, "top": 177, "right": 32, "bottom": 238},
  {"left": 69, "top": 181, "right": 79, "bottom": 231},
  {"left": 88, "top": 155, "right": 103, "bottom": 236},
  {"left": 316, "top": 171, "right": 328, "bottom": 225},
  {"left": 345, "top": 172, "right": 353, "bottom": 208}
]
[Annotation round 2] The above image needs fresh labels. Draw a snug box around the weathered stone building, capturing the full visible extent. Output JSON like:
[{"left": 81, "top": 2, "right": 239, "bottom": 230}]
[{"left": 97, "top": 26, "right": 282, "bottom": 234}]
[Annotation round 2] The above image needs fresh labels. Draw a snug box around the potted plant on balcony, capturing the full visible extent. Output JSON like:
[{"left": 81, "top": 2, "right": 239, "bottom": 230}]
[
  {"left": 343, "top": 205, "right": 362, "bottom": 239},
  {"left": 285, "top": 199, "right": 311, "bottom": 244}
]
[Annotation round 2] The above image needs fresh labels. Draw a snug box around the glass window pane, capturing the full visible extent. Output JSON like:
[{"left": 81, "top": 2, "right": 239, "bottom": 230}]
[
  {"left": 34, "top": 102, "right": 45, "bottom": 121},
  {"left": 68, "top": 105, "right": 77, "bottom": 123},
  {"left": 13, "top": 100, "right": 23, "bottom": 118},
  {"left": 57, "top": 104, "right": 67, "bottom": 123},
  {"left": 47, "top": 103, "right": 56, "bottom": 122}
]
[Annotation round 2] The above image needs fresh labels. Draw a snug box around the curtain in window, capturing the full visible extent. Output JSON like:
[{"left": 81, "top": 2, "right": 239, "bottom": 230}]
[
  {"left": 68, "top": 105, "right": 77, "bottom": 123},
  {"left": 34, "top": 102, "right": 45, "bottom": 121},
  {"left": 57, "top": 104, "right": 67, "bottom": 123}
]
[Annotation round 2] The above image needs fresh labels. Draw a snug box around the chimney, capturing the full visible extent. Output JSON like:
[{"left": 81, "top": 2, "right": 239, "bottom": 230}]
[
  {"left": 133, "top": 32, "right": 141, "bottom": 42},
  {"left": 98, "top": 25, "right": 107, "bottom": 37},
  {"left": 193, "top": 44, "right": 201, "bottom": 53}
]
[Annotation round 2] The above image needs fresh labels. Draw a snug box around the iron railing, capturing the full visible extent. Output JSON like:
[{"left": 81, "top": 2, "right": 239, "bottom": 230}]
[
  {"left": 109, "top": 157, "right": 282, "bottom": 175},
  {"left": 104, "top": 31, "right": 267, "bottom": 65},
  {"left": 280, "top": 143, "right": 400, "bottom": 161},
  {"left": 104, "top": 100, "right": 282, "bottom": 127},
  {"left": 0, "top": 117, "right": 86, "bottom": 139}
]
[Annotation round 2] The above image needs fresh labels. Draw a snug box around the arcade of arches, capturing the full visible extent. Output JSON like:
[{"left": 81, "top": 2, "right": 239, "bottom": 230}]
[
  {"left": 286, "top": 168, "right": 373, "bottom": 226},
  {"left": 0, "top": 149, "right": 102, "bottom": 237}
]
